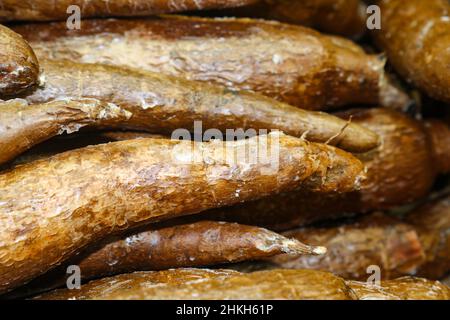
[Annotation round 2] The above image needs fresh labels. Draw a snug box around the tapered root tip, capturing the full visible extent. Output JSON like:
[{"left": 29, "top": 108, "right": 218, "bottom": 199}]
[
  {"left": 258, "top": 228, "right": 327, "bottom": 256},
  {"left": 325, "top": 113, "right": 380, "bottom": 153},
  {"left": 339, "top": 123, "right": 381, "bottom": 153},
  {"left": 281, "top": 238, "right": 327, "bottom": 256},
  {"left": 312, "top": 246, "right": 327, "bottom": 255}
]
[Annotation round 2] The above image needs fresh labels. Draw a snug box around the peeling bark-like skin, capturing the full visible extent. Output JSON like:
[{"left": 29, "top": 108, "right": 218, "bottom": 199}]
[
  {"left": 13, "top": 16, "right": 410, "bottom": 111},
  {"left": 0, "top": 134, "right": 364, "bottom": 294},
  {"left": 0, "top": 0, "right": 258, "bottom": 21},
  {"left": 182, "top": 108, "right": 448, "bottom": 230},
  {"left": 264, "top": 213, "right": 425, "bottom": 280},
  {"left": 374, "top": 0, "right": 450, "bottom": 103},
  {"left": 33, "top": 269, "right": 450, "bottom": 300},
  {"left": 0, "top": 99, "right": 133, "bottom": 165},
  {"left": 0, "top": 24, "right": 39, "bottom": 97},
  {"left": 347, "top": 277, "right": 450, "bottom": 300},
  {"left": 407, "top": 194, "right": 450, "bottom": 279},
  {"left": 214, "top": 0, "right": 368, "bottom": 38},
  {"left": 6, "top": 59, "right": 380, "bottom": 155},
  {"left": 5, "top": 221, "right": 325, "bottom": 298}
]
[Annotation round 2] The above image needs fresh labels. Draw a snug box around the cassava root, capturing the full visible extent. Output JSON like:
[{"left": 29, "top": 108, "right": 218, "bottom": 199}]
[
  {"left": 13, "top": 16, "right": 411, "bottom": 111},
  {"left": 0, "top": 133, "right": 364, "bottom": 293},
  {"left": 33, "top": 269, "right": 450, "bottom": 300}
]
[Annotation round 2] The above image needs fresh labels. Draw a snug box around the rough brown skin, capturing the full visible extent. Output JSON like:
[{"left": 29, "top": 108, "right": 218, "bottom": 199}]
[
  {"left": 329, "top": 108, "right": 448, "bottom": 211},
  {"left": 13, "top": 16, "right": 410, "bottom": 111},
  {"left": 10, "top": 59, "right": 380, "bottom": 151},
  {"left": 0, "top": 0, "right": 258, "bottom": 21},
  {"left": 19, "top": 108, "right": 445, "bottom": 232},
  {"left": 346, "top": 277, "right": 450, "bottom": 300},
  {"left": 407, "top": 194, "right": 450, "bottom": 279},
  {"left": 3, "top": 132, "right": 165, "bottom": 168},
  {"left": 19, "top": 108, "right": 443, "bottom": 232},
  {"left": 0, "top": 24, "right": 39, "bottom": 97},
  {"left": 5, "top": 221, "right": 325, "bottom": 298},
  {"left": 33, "top": 269, "right": 450, "bottom": 300},
  {"left": 178, "top": 108, "right": 450, "bottom": 230},
  {"left": 374, "top": 0, "right": 450, "bottom": 103},
  {"left": 0, "top": 99, "right": 134, "bottom": 166},
  {"left": 235, "top": 194, "right": 450, "bottom": 281},
  {"left": 34, "top": 269, "right": 356, "bottom": 300},
  {"left": 212, "top": 0, "right": 368, "bottom": 38},
  {"left": 1, "top": 59, "right": 379, "bottom": 158},
  {"left": 262, "top": 213, "right": 425, "bottom": 280},
  {"left": 0, "top": 133, "right": 364, "bottom": 294}
]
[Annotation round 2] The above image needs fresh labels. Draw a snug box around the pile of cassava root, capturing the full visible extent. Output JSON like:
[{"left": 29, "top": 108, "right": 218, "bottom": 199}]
[{"left": 0, "top": 0, "right": 449, "bottom": 300}]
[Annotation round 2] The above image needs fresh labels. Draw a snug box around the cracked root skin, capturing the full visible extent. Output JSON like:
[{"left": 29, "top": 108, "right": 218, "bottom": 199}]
[
  {"left": 0, "top": 134, "right": 364, "bottom": 294},
  {"left": 0, "top": 24, "right": 39, "bottom": 97},
  {"left": 16, "top": 108, "right": 443, "bottom": 233},
  {"left": 3, "top": 59, "right": 379, "bottom": 157},
  {"left": 17, "top": 108, "right": 445, "bottom": 234},
  {"left": 5, "top": 220, "right": 324, "bottom": 298},
  {"left": 0, "top": 0, "right": 258, "bottom": 21},
  {"left": 170, "top": 108, "right": 445, "bottom": 231},
  {"left": 13, "top": 16, "right": 407, "bottom": 111},
  {"left": 374, "top": 0, "right": 450, "bottom": 103},
  {"left": 33, "top": 269, "right": 450, "bottom": 300}
]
